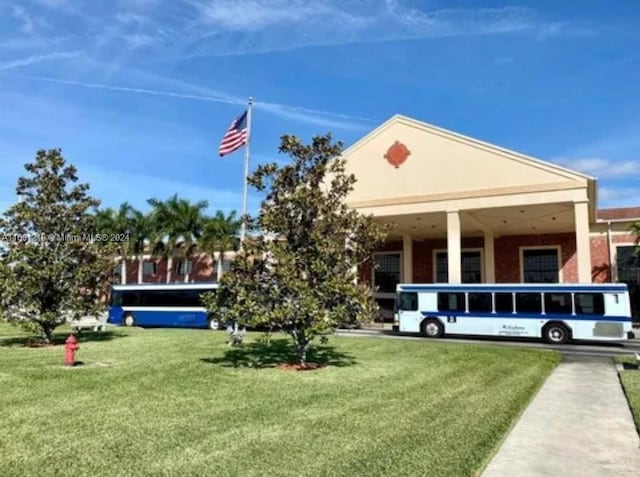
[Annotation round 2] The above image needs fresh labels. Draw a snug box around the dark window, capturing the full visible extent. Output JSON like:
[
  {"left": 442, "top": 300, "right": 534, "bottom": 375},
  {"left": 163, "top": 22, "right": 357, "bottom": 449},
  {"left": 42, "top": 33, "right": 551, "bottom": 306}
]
[
  {"left": 374, "top": 254, "right": 401, "bottom": 293},
  {"left": 112, "top": 264, "right": 122, "bottom": 276},
  {"left": 495, "top": 293, "right": 513, "bottom": 313},
  {"left": 575, "top": 293, "right": 605, "bottom": 315},
  {"left": 109, "top": 291, "right": 122, "bottom": 306},
  {"left": 544, "top": 293, "right": 572, "bottom": 315},
  {"left": 438, "top": 292, "right": 466, "bottom": 312},
  {"left": 522, "top": 249, "right": 559, "bottom": 283},
  {"left": 515, "top": 293, "right": 542, "bottom": 314},
  {"left": 176, "top": 260, "right": 193, "bottom": 275},
  {"left": 436, "top": 251, "right": 482, "bottom": 283},
  {"left": 119, "top": 288, "right": 211, "bottom": 307},
  {"left": 143, "top": 262, "right": 156, "bottom": 276},
  {"left": 468, "top": 292, "right": 492, "bottom": 313},
  {"left": 617, "top": 246, "right": 640, "bottom": 322},
  {"left": 398, "top": 292, "right": 418, "bottom": 311}
]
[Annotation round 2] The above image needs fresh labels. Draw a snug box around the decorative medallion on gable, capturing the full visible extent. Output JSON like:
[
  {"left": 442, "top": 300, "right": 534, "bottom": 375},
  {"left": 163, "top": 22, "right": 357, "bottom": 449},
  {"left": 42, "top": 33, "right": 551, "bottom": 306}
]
[{"left": 384, "top": 140, "right": 410, "bottom": 168}]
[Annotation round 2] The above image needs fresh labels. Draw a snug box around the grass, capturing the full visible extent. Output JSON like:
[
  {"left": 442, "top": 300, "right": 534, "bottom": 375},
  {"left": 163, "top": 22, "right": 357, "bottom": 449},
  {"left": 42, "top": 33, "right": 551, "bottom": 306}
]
[
  {"left": 0, "top": 322, "right": 559, "bottom": 477},
  {"left": 614, "top": 355, "right": 640, "bottom": 432}
]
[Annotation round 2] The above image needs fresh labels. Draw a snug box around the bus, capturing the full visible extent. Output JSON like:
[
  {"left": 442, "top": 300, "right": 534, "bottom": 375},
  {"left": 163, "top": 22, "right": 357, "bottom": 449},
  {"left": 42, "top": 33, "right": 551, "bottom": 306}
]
[
  {"left": 395, "top": 283, "right": 633, "bottom": 344},
  {"left": 107, "top": 283, "right": 222, "bottom": 330}
]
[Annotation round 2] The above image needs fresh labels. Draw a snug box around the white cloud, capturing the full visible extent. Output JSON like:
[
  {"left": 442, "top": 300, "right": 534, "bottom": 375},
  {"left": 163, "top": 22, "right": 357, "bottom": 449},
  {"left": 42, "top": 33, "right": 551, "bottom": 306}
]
[
  {"left": 0, "top": 51, "right": 80, "bottom": 71},
  {"left": 554, "top": 157, "right": 640, "bottom": 178},
  {"left": 598, "top": 186, "right": 640, "bottom": 208}
]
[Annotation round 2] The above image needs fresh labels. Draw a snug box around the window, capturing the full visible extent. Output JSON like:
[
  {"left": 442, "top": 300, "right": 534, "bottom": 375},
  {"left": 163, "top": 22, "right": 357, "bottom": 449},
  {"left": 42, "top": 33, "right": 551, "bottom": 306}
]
[
  {"left": 109, "top": 291, "right": 122, "bottom": 306},
  {"left": 515, "top": 293, "right": 542, "bottom": 314},
  {"left": 616, "top": 246, "right": 640, "bottom": 321},
  {"left": 495, "top": 293, "right": 513, "bottom": 313},
  {"left": 522, "top": 249, "right": 559, "bottom": 283},
  {"left": 468, "top": 292, "right": 492, "bottom": 313},
  {"left": 398, "top": 292, "right": 418, "bottom": 311},
  {"left": 544, "top": 293, "right": 572, "bottom": 315},
  {"left": 575, "top": 293, "right": 604, "bottom": 315},
  {"left": 374, "top": 253, "right": 401, "bottom": 293},
  {"left": 435, "top": 251, "right": 482, "bottom": 283},
  {"left": 222, "top": 259, "right": 232, "bottom": 272},
  {"left": 143, "top": 261, "right": 156, "bottom": 276},
  {"left": 437, "top": 292, "right": 465, "bottom": 312},
  {"left": 177, "top": 260, "right": 193, "bottom": 275}
]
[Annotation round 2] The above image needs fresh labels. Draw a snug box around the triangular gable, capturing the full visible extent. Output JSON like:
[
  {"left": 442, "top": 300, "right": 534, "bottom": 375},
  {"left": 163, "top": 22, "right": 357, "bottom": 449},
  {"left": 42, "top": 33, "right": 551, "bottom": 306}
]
[{"left": 340, "top": 114, "right": 595, "bottom": 207}]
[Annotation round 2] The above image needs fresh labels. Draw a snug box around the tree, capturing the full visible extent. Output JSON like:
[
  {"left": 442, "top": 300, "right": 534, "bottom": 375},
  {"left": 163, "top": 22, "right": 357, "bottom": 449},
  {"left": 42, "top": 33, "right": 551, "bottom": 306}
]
[
  {"left": 147, "top": 195, "right": 208, "bottom": 283},
  {"left": 95, "top": 202, "right": 134, "bottom": 284},
  {"left": 0, "top": 149, "right": 114, "bottom": 344},
  {"left": 130, "top": 209, "right": 153, "bottom": 283},
  {"left": 204, "top": 134, "right": 388, "bottom": 366},
  {"left": 199, "top": 210, "right": 241, "bottom": 280}
]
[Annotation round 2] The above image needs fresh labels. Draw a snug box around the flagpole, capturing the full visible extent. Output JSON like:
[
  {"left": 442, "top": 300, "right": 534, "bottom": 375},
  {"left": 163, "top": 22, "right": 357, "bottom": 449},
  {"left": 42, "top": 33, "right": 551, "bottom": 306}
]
[{"left": 239, "top": 97, "right": 253, "bottom": 247}]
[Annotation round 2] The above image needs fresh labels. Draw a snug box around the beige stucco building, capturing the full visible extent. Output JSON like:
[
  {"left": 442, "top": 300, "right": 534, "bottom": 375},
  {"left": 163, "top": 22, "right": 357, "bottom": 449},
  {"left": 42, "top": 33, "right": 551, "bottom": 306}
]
[{"left": 341, "top": 115, "right": 640, "bottom": 320}]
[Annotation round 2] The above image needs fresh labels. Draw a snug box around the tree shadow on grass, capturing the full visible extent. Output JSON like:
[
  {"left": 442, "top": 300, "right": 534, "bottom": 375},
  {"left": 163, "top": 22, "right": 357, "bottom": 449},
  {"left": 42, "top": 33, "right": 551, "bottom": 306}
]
[
  {"left": 200, "top": 338, "right": 357, "bottom": 369},
  {"left": 0, "top": 329, "right": 127, "bottom": 348}
]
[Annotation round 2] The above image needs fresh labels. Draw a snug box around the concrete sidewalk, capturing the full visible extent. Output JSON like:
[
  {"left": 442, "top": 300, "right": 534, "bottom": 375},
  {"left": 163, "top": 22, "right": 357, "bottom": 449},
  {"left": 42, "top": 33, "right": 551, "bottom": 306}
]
[{"left": 481, "top": 355, "right": 640, "bottom": 476}]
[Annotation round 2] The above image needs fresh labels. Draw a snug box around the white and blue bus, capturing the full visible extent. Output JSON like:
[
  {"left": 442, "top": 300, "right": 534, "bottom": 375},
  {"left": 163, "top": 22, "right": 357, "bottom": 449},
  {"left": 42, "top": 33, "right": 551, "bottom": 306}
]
[
  {"left": 395, "top": 283, "right": 633, "bottom": 343},
  {"left": 108, "top": 283, "right": 222, "bottom": 330}
]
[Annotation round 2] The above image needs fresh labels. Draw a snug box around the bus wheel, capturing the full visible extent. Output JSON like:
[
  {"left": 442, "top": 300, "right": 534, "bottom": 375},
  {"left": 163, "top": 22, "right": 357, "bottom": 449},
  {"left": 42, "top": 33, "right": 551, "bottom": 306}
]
[
  {"left": 123, "top": 313, "right": 135, "bottom": 327},
  {"left": 207, "top": 316, "right": 220, "bottom": 330},
  {"left": 543, "top": 322, "right": 570, "bottom": 344},
  {"left": 421, "top": 319, "right": 444, "bottom": 338}
]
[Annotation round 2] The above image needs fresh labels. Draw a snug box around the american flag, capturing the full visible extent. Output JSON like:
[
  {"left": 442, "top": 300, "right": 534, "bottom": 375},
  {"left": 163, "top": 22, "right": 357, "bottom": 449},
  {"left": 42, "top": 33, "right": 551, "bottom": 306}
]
[{"left": 218, "top": 110, "right": 248, "bottom": 157}]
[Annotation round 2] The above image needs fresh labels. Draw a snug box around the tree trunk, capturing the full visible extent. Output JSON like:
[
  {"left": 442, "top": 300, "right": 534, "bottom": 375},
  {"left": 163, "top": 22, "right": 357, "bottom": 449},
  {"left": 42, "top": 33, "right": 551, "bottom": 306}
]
[
  {"left": 41, "top": 323, "right": 54, "bottom": 345},
  {"left": 293, "top": 329, "right": 309, "bottom": 366},
  {"left": 216, "top": 252, "right": 224, "bottom": 280},
  {"left": 137, "top": 255, "right": 143, "bottom": 283},
  {"left": 166, "top": 255, "right": 173, "bottom": 283},
  {"left": 121, "top": 258, "right": 127, "bottom": 284}
]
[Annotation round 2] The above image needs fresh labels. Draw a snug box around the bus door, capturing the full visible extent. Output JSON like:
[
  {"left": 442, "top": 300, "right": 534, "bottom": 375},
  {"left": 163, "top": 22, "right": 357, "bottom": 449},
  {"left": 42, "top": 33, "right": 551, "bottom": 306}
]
[{"left": 396, "top": 291, "right": 420, "bottom": 332}]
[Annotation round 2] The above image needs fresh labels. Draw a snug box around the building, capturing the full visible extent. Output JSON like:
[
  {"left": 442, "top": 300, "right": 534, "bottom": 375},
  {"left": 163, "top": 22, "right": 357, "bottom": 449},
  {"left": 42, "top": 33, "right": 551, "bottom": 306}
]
[
  {"left": 113, "top": 114, "right": 640, "bottom": 320},
  {"left": 340, "top": 115, "right": 640, "bottom": 320}
]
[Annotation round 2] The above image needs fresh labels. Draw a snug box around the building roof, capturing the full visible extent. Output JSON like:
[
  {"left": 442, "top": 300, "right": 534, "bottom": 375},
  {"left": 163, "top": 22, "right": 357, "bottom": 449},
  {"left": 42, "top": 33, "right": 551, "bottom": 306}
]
[{"left": 597, "top": 207, "right": 640, "bottom": 222}]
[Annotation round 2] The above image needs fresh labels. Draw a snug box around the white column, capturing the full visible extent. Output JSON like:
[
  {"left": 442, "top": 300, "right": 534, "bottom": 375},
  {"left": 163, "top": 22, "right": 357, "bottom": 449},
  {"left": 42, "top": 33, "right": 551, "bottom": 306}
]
[
  {"left": 484, "top": 231, "right": 495, "bottom": 283},
  {"left": 447, "top": 210, "right": 461, "bottom": 284},
  {"left": 574, "top": 201, "right": 592, "bottom": 283},
  {"left": 402, "top": 234, "right": 413, "bottom": 283}
]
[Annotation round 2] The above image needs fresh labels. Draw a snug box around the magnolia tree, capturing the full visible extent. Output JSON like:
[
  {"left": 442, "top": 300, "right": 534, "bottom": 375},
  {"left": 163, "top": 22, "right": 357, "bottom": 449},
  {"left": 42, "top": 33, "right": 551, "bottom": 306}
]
[
  {"left": 0, "top": 149, "right": 115, "bottom": 343},
  {"left": 203, "top": 134, "right": 389, "bottom": 366}
]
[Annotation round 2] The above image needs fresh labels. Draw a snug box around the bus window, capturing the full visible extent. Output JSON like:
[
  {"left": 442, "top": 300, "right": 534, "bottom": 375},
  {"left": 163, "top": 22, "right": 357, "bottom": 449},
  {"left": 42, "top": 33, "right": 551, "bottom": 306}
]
[
  {"left": 544, "top": 293, "right": 572, "bottom": 315},
  {"left": 109, "top": 291, "right": 122, "bottom": 306},
  {"left": 438, "top": 292, "right": 465, "bottom": 312},
  {"left": 468, "top": 293, "right": 492, "bottom": 313},
  {"left": 575, "top": 293, "right": 604, "bottom": 315},
  {"left": 495, "top": 293, "right": 513, "bottom": 313},
  {"left": 515, "top": 293, "right": 542, "bottom": 314},
  {"left": 398, "top": 292, "right": 418, "bottom": 311}
]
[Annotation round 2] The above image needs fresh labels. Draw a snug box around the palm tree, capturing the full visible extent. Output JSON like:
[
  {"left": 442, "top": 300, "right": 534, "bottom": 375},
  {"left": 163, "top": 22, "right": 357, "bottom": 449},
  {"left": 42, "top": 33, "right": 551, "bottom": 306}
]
[
  {"left": 199, "top": 210, "right": 241, "bottom": 280},
  {"left": 147, "top": 194, "right": 208, "bottom": 283},
  {"left": 129, "top": 209, "right": 154, "bottom": 283},
  {"left": 95, "top": 203, "right": 134, "bottom": 284}
]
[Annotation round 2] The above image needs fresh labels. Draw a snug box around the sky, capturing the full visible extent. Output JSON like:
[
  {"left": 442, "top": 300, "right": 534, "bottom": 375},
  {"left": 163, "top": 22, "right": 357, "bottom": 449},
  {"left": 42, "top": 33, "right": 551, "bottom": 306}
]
[{"left": 0, "top": 0, "right": 639, "bottom": 217}]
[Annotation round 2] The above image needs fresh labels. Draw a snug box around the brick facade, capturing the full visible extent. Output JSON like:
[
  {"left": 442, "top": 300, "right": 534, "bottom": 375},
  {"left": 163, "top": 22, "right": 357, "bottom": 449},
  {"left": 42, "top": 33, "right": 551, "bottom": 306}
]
[{"left": 114, "top": 255, "right": 219, "bottom": 284}]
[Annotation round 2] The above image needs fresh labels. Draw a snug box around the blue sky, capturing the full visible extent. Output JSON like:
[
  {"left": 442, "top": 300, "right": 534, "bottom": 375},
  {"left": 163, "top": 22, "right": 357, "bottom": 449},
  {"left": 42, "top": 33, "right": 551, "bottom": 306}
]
[{"left": 0, "top": 0, "right": 638, "bottom": 217}]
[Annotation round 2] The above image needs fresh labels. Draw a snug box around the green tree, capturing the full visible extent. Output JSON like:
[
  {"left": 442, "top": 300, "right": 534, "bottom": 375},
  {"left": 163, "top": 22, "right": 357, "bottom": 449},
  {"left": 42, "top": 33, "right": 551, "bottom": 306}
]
[
  {"left": 148, "top": 195, "right": 208, "bottom": 283},
  {"left": 130, "top": 209, "right": 154, "bottom": 283},
  {"left": 203, "top": 134, "right": 388, "bottom": 366},
  {"left": 199, "top": 210, "right": 241, "bottom": 280},
  {"left": 95, "top": 202, "right": 134, "bottom": 284},
  {"left": 0, "top": 149, "right": 114, "bottom": 343}
]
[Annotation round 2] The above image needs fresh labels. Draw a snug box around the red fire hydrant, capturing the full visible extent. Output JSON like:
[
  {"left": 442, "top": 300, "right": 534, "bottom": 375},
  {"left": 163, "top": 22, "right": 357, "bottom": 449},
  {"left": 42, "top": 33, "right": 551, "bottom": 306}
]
[{"left": 65, "top": 334, "right": 79, "bottom": 366}]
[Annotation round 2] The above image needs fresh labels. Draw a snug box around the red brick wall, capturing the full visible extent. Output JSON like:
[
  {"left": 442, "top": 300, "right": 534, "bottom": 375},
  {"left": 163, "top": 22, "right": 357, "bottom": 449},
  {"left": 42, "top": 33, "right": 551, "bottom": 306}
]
[
  {"left": 590, "top": 236, "right": 611, "bottom": 283},
  {"left": 362, "top": 233, "right": 594, "bottom": 285},
  {"left": 493, "top": 233, "right": 577, "bottom": 282},
  {"left": 116, "top": 255, "right": 218, "bottom": 284}
]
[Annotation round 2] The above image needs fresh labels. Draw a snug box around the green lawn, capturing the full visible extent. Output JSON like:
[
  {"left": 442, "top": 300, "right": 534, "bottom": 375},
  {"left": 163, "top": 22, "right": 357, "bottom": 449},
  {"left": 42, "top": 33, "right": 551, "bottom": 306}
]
[
  {"left": 0, "top": 322, "right": 559, "bottom": 477},
  {"left": 614, "top": 355, "right": 640, "bottom": 432}
]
